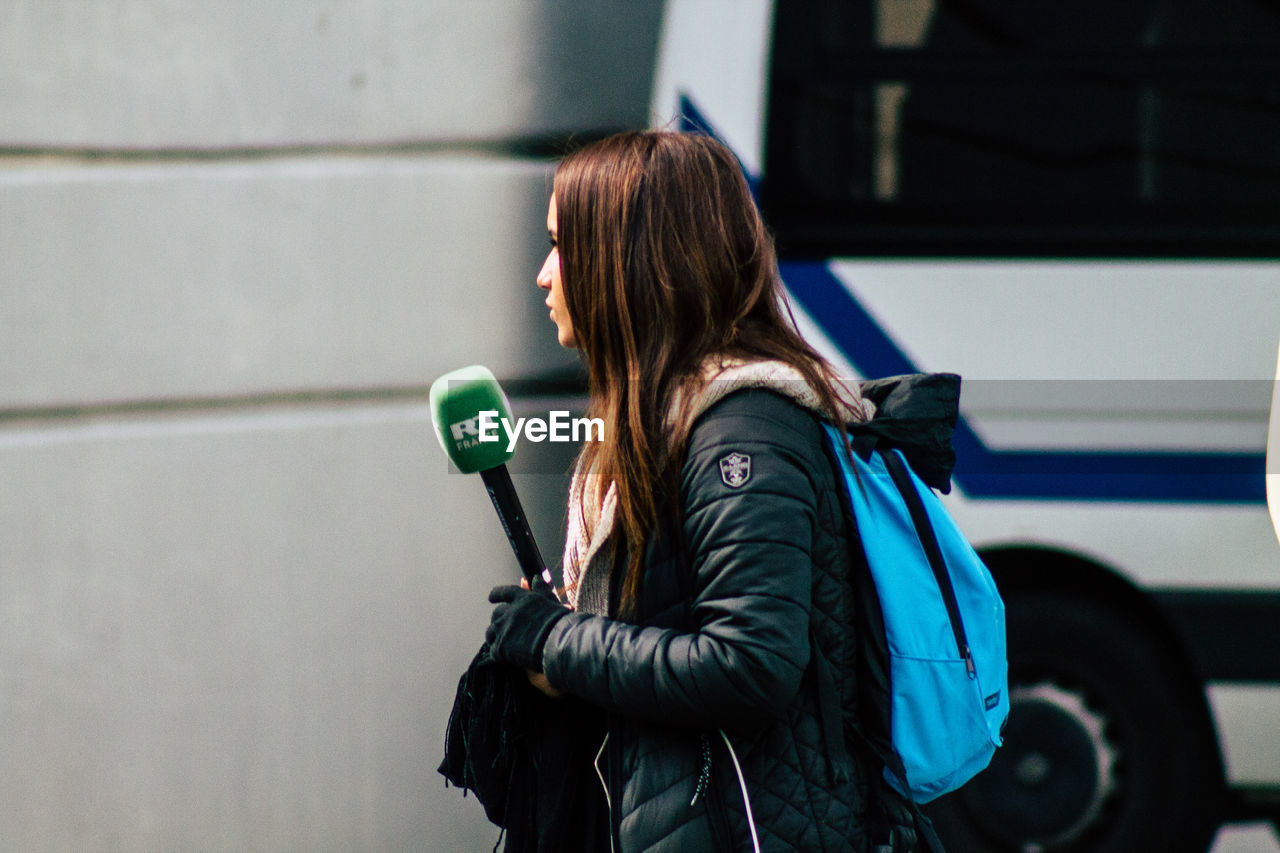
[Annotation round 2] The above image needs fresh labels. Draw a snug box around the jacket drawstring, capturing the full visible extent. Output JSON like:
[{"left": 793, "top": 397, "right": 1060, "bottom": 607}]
[
  {"left": 593, "top": 734, "right": 617, "bottom": 853},
  {"left": 690, "top": 732, "right": 713, "bottom": 806},
  {"left": 718, "top": 730, "right": 761, "bottom": 853}
]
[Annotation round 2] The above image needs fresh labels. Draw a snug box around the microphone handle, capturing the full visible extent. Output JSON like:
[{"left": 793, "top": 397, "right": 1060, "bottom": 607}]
[{"left": 479, "top": 464, "right": 551, "bottom": 586}]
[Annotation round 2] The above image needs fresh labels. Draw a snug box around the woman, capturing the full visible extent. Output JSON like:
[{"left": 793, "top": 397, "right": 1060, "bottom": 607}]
[{"left": 482, "top": 130, "right": 875, "bottom": 852}]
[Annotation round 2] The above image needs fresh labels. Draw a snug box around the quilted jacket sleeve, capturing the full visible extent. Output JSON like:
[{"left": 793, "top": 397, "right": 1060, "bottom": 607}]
[{"left": 541, "top": 391, "right": 820, "bottom": 731}]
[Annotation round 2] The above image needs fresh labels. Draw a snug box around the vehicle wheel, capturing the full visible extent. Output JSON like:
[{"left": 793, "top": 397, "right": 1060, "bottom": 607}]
[{"left": 924, "top": 591, "right": 1224, "bottom": 853}]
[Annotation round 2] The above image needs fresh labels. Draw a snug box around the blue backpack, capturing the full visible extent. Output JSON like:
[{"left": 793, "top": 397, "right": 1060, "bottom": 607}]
[{"left": 821, "top": 419, "right": 1009, "bottom": 805}]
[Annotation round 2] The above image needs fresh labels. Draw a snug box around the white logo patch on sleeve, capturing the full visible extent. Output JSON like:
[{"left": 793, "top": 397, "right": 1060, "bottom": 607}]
[{"left": 719, "top": 452, "right": 752, "bottom": 488}]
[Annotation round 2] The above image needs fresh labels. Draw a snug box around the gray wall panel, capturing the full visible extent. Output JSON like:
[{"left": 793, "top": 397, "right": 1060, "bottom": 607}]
[
  {"left": 1, "top": 155, "right": 576, "bottom": 409},
  {"left": 1, "top": 2, "right": 653, "bottom": 847},
  {"left": 0, "top": 401, "right": 575, "bottom": 850},
  {"left": 1, "top": 1, "right": 662, "bottom": 148}
]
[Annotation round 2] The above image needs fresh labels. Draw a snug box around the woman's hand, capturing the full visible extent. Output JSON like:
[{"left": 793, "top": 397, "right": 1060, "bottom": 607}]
[
  {"left": 519, "top": 579, "right": 565, "bottom": 697},
  {"left": 526, "top": 670, "right": 563, "bottom": 698},
  {"left": 485, "top": 575, "right": 570, "bottom": 696}
]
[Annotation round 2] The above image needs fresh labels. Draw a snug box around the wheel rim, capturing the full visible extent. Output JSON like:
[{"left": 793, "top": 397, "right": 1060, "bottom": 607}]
[{"left": 960, "top": 682, "right": 1119, "bottom": 850}]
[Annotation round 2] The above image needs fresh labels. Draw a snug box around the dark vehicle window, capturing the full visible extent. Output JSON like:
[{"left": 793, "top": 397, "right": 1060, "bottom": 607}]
[{"left": 763, "top": 0, "right": 1280, "bottom": 256}]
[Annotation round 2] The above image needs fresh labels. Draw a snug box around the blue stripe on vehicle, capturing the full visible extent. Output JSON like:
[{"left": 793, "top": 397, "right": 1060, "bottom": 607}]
[
  {"left": 677, "top": 93, "right": 713, "bottom": 136},
  {"left": 678, "top": 95, "right": 762, "bottom": 199},
  {"left": 675, "top": 93, "right": 1266, "bottom": 504},
  {"left": 781, "top": 260, "right": 1267, "bottom": 504}
]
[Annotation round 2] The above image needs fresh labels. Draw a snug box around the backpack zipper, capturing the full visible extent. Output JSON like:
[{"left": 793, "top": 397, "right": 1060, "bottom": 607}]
[{"left": 882, "top": 448, "right": 976, "bottom": 678}]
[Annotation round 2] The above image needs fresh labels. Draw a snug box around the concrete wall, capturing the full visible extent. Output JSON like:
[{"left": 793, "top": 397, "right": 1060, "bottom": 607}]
[
  {"left": 1, "top": 155, "right": 562, "bottom": 407},
  {"left": 1, "top": 2, "right": 659, "bottom": 149},
  {"left": 0, "top": 2, "right": 663, "bottom": 850}
]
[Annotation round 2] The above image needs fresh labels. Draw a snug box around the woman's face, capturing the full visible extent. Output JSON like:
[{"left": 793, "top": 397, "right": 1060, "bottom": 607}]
[{"left": 537, "top": 195, "right": 576, "bottom": 348}]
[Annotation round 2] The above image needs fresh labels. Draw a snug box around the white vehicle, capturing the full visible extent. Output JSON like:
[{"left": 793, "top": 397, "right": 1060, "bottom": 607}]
[{"left": 654, "top": 1, "right": 1280, "bottom": 851}]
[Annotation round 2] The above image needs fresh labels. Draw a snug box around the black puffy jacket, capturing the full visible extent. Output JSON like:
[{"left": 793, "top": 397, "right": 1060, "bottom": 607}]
[{"left": 542, "top": 388, "right": 870, "bottom": 852}]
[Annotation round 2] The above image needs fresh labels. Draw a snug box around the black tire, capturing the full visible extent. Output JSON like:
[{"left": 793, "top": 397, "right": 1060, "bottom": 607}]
[{"left": 925, "top": 591, "right": 1224, "bottom": 853}]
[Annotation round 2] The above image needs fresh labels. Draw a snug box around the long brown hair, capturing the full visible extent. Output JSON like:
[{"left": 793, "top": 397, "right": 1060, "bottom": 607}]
[{"left": 554, "top": 131, "right": 849, "bottom": 615}]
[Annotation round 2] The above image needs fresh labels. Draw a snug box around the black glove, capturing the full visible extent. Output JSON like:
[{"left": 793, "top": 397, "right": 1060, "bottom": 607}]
[{"left": 485, "top": 578, "right": 568, "bottom": 673}]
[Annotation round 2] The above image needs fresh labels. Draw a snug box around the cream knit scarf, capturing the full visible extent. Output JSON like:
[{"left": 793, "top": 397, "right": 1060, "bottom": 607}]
[{"left": 560, "top": 358, "right": 873, "bottom": 614}]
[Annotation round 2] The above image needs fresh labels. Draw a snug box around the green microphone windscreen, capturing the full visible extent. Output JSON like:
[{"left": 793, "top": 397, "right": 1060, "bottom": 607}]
[{"left": 429, "top": 365, "right": 516, "bottom": 474}]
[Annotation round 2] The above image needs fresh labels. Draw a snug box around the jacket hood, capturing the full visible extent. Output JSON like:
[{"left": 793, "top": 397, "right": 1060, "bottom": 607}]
[
  {"left": 561, "top": 364, "right": 963, "bottom": 611},
  {"left": 852, "top": 373, "right": 961, "bottom": 494},
  {"left": 563, "top": 358, "right": 873, "bottom": 611},
  {"left": 671, "top": 357, "right": 875, "bottom": 431}
]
